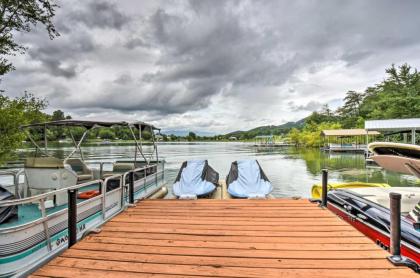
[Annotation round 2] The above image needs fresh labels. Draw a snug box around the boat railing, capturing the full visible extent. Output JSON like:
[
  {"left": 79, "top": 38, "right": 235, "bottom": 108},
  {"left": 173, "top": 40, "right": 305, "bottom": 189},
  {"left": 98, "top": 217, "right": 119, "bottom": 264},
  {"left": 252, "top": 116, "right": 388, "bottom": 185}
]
[
  {"left": 0, "top": 179, "right": 105, "bottom": 208},
  {"left": 0, "top": 169, "right": 24, "bottom": 198},
  {"left": 86, "top": 161, "right": 114, "bottom": 176},
  {"left": 124, "top": 163, "right": 164, "bottom": 198},
  {"left": 0, "top": 162, "right": 165, "bottom": 227}
]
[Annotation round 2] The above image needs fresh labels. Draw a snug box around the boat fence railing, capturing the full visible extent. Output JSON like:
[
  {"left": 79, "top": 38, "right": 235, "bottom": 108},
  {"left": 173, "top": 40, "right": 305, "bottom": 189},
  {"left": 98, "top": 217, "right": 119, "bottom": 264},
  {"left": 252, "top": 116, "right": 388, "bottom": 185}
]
[
  {"left": 0, "top": 169, "right": 25, "bottom": 198},
  {"left": 0, "top": 162, "right": 164, "bottom": 232},
  {"left": 0, "top": 162, "right": 164, "bottom": 209},
  {"left": 0, "top": 179, "right": 105, "bottom": 208},
  {"left": 85, "top": 161, "right": 115, "bottom": 177}
]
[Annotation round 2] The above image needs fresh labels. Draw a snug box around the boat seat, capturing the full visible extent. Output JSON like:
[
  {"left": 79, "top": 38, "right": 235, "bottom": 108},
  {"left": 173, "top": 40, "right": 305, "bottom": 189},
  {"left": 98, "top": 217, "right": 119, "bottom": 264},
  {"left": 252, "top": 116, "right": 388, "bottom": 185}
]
[
  {"left": 24, "top": 158, "right": 78, "bottom": 206},
  {"left": 65, "top": 158, "right": 93, "bottom": 182},
  {"left": 113, "top": 163, "right": 135, "bottom": 173},
  {"left": 25, "top": 157, "right": 64, "bottom": 168},
  {"left": 76, "top": 174, "right": 93, "bottom": 182},
  {"left": 101, "top": 163, "right": 135, "bottom": 179}
]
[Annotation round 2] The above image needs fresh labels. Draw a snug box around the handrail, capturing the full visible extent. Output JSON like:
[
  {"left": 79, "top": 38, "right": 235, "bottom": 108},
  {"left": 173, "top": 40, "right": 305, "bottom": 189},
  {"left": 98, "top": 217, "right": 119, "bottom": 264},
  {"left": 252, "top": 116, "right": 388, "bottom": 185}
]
[
  {"left": 0, "top": 179, "right": 104, "bottom": 207},
  {"left": 0, "top": 163, "right": 162, "bottom": 208},
  {"left": 0, "top": 169, "right": 24, "bottom": 198}
]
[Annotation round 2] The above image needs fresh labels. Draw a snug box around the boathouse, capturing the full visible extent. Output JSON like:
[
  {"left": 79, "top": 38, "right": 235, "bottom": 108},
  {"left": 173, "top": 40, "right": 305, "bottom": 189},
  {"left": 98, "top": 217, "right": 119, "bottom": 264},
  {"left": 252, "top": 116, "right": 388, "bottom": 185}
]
[
  {"left": 321, "top": 129, "right": 380, "bottom": 153},
  {"left": 365, "top": 118, "right": 420, "bottom": 145}
]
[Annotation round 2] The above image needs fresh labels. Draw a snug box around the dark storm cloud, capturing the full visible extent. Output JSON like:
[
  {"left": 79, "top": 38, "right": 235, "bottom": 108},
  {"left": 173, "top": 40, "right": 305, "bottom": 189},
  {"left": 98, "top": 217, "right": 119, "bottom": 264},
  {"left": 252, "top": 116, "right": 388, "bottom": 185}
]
[
  {"left": 66, "top": 1, "right": 130, "bottom": 30},
  {"left": 2, "top": 0, "right": 420, "bottom": 131},
  {"left": 26, "top": 31, "right": 96, "bottom": 79}
]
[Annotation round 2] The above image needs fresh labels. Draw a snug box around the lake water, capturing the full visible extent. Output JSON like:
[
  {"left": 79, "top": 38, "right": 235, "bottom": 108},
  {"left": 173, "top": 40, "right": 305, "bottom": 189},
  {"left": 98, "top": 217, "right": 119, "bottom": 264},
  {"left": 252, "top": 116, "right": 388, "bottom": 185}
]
[{"left": 7, "top": 142, "right": 418, "bottom": 198}]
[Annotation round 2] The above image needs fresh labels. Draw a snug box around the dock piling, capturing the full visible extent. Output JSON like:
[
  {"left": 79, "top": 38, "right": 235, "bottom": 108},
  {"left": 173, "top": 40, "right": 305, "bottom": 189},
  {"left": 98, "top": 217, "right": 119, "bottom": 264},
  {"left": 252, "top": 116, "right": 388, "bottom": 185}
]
[
  {"left": 387, "top": 192, "right": 419, "bottom": 272},
  {"left": 389, "top": 192, "right": 401, "bottom": 257},
  {"left": 321, "top": 169, "right": 328, "bottom": 207},
  {"left": 67, "top": 189, "right": 78, "bottom": 248},
  {"left": 129, "top": 171, "right": 135, "bottom": 204}
]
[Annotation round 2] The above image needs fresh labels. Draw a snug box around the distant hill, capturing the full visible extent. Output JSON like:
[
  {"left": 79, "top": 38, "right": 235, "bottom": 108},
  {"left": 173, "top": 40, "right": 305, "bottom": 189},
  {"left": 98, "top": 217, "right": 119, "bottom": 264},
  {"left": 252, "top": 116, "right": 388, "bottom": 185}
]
[
  {"left": 161, "top": 118, "right": 306, "bottom": 139},
  {"left": 161, "top": 130, "right": 216, "bottom": 137},
  {"left": 224, "top": 118, "right": 306, "bottom": 139}
]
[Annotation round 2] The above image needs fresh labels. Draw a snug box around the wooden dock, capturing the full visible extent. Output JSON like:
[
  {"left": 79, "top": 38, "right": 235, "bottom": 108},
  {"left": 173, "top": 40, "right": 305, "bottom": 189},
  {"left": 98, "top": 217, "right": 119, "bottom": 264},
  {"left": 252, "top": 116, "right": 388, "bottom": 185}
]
[{"left": 31, "top": 199, "right": 416, "bottom": 278}]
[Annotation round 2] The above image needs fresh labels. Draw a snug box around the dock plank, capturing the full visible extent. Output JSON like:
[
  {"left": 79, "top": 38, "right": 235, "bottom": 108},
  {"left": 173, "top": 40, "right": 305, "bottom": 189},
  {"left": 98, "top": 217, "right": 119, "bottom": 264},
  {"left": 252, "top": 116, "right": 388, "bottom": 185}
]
[{"left": 30, "top": 199, "right": 417, "bottom": 277}]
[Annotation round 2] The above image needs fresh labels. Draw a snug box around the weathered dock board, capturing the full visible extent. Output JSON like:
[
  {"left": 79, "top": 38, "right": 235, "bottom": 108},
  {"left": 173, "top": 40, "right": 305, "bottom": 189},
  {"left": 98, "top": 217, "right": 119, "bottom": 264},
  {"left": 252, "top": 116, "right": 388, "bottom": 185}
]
[{"left": 31, "top": 199, "right": 417, "bottom": 277}]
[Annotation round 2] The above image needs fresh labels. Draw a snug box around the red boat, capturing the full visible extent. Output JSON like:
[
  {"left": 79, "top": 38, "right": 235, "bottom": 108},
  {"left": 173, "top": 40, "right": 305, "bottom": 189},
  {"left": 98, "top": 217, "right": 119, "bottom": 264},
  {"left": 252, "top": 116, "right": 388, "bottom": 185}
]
[{"left": 327, "top": 187, "right": 420, "bottom": 265}]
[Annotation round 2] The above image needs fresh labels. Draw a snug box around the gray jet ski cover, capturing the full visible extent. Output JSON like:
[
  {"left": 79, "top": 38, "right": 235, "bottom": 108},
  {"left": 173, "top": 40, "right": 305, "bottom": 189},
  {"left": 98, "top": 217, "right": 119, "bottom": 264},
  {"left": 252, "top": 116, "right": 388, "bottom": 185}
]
[
  {"left": 226, "top": 160, "right": 272, "bottom": 198},
  {"left": 173, "top": 160, "right": 219, "bottom": 198}
]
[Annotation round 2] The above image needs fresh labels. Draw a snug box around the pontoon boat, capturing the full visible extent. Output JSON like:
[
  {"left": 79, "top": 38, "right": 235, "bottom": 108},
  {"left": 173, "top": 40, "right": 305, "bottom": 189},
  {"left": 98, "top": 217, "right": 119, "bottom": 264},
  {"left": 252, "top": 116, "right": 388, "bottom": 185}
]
[{"left": 0, "top": 120, "right": 167, "bottom": 277}]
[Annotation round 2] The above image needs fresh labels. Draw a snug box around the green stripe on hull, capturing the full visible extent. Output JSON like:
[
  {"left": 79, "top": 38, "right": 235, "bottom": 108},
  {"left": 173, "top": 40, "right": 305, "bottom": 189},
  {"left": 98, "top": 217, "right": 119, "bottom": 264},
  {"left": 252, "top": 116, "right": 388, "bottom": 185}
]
[
  {"left": 0, "top": 211, "right": 102, "bottom": 264},
  {"left": 0, "top": 179, "right": 163, "bottom": 265}
]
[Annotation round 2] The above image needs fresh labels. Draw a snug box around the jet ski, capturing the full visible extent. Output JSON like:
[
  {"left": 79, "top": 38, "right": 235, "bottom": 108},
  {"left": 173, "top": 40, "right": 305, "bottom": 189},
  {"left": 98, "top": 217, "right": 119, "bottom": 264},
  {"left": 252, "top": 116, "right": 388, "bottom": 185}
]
[
  {"left": 226, "top": 160, "right": 273, "bottom": 198},
  {"left": 172, "top": 160, "right": 219, "bottom": 199}
]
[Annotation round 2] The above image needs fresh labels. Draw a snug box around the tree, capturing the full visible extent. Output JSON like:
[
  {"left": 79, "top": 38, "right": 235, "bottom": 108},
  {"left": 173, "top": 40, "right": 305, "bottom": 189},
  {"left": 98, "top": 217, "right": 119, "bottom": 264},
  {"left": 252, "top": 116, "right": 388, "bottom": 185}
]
[
  {"left": 337, "top": 91, "right": 365, "bottom": 128},
  {"left": 187, "top": 131, "right": 196, "bottom": 141},
  {"left": 50, "top": 109, "right": 66, "bottom": 140},
  {"left": 98, "top": 128, "right": 116, "bottom": 140},
  {"left": 0, "top": 0, "right": 59, "bottom": 76},
  {"left": 360, "top": 64, "right": 420, "bottom": 120},
  {"left": 51, "top": 109, "right": 64, "bottom": 121},
  {"left": 141, "top": 130, "right": 152, "bottom": 141},
  {"left": 0, "top": 93, "right": 47, "bottom": 163}
]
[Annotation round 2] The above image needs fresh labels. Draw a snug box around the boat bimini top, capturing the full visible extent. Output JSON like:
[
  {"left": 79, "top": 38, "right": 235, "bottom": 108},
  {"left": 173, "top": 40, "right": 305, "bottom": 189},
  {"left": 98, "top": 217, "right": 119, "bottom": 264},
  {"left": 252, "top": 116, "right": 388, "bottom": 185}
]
[
  {"left": 173, "top": 160, "right": 219, "bottom": 199},
  {"left": 226, "top": 160, "right": 273, "bottom": 198}
]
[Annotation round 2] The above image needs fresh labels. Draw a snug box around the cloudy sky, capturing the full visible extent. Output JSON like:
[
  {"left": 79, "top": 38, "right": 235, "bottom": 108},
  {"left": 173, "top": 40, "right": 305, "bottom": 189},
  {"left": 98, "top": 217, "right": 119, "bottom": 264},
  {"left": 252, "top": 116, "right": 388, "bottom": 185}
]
[{"left": 2, "top": 0, "right": 420, "bottom": 134}]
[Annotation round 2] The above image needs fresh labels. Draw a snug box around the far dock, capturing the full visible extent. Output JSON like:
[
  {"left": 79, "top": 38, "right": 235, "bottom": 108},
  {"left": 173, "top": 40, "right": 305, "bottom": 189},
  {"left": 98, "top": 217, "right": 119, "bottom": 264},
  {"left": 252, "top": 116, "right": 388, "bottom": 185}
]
[{"left": 30, "top": 199, "right": 416, "bottom": 277}]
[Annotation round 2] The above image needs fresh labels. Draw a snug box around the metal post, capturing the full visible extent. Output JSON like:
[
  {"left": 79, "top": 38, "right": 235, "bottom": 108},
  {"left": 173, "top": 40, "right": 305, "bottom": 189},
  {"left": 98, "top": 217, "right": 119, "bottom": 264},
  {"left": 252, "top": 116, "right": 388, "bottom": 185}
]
[
  {"left": 321, "top": 169, "right": 328, "bottom": 207},
  {"left": 386, "top": 192, "right": 419, "bottom": 271},
  {"left": 68, "top": 189, "right": 78, "bottom": 248},
  {"left": 129, "top": 171, "right": 134, "bottom": 204},
  {"left": 144, "top": 168, "right": 147, "bottom": 192},
  {"left": 44, "top": 124, "right": 48, "bottom": 153},
  {"left": 389, "top": 193, "right": 401, "bottom": 257}
]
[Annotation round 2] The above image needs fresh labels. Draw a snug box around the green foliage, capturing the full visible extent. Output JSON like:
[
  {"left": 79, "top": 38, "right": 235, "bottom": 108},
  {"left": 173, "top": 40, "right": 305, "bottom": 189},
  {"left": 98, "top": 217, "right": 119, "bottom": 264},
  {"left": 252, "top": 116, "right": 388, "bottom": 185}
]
[
  {"left": 288, "top": 64, "right": 420, "bottom": 146},
  {"left": 0, "top": 0, "right": 59, "bottom": 76},
  {"left": 360, "top": 64, "right": 420, "bottom": 120},
  {"left": 49, "top": 109, "right": 66, "bottom": 140},
  {"left": 97, "top": 128, "right": 116, "bottom": 140},
  {"left": 187, "top": 131, "right": 196, "bottom": 141},
  {"left": 0, "top": 93, "right": 47, "bottom": 163},
  {"left": 141, "top": 130, "right": 152, "bottom": 141},
  {"left": 288, "top": 121, "right": 341, "bottom": 147},
  {"left": 223, "top": 120, "right": 305, "bottom": 140}
]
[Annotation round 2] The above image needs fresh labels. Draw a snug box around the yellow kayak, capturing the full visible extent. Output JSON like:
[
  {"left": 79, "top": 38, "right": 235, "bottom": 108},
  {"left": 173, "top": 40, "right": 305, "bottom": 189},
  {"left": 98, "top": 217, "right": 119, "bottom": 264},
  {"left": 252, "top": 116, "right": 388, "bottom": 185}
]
[{"left": 311, "top": 182, "right": 391, "bottom": 199}]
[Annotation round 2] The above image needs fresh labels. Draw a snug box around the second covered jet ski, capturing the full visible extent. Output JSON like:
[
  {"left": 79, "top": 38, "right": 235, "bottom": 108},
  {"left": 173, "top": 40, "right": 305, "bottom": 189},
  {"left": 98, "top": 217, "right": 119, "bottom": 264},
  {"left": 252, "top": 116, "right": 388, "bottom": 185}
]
[
  {"left": 172, "top": 160, "right": 219, "bottom": 199},
  {"left": 226, "top": 160, "right": 273, "bottom": 198}
]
